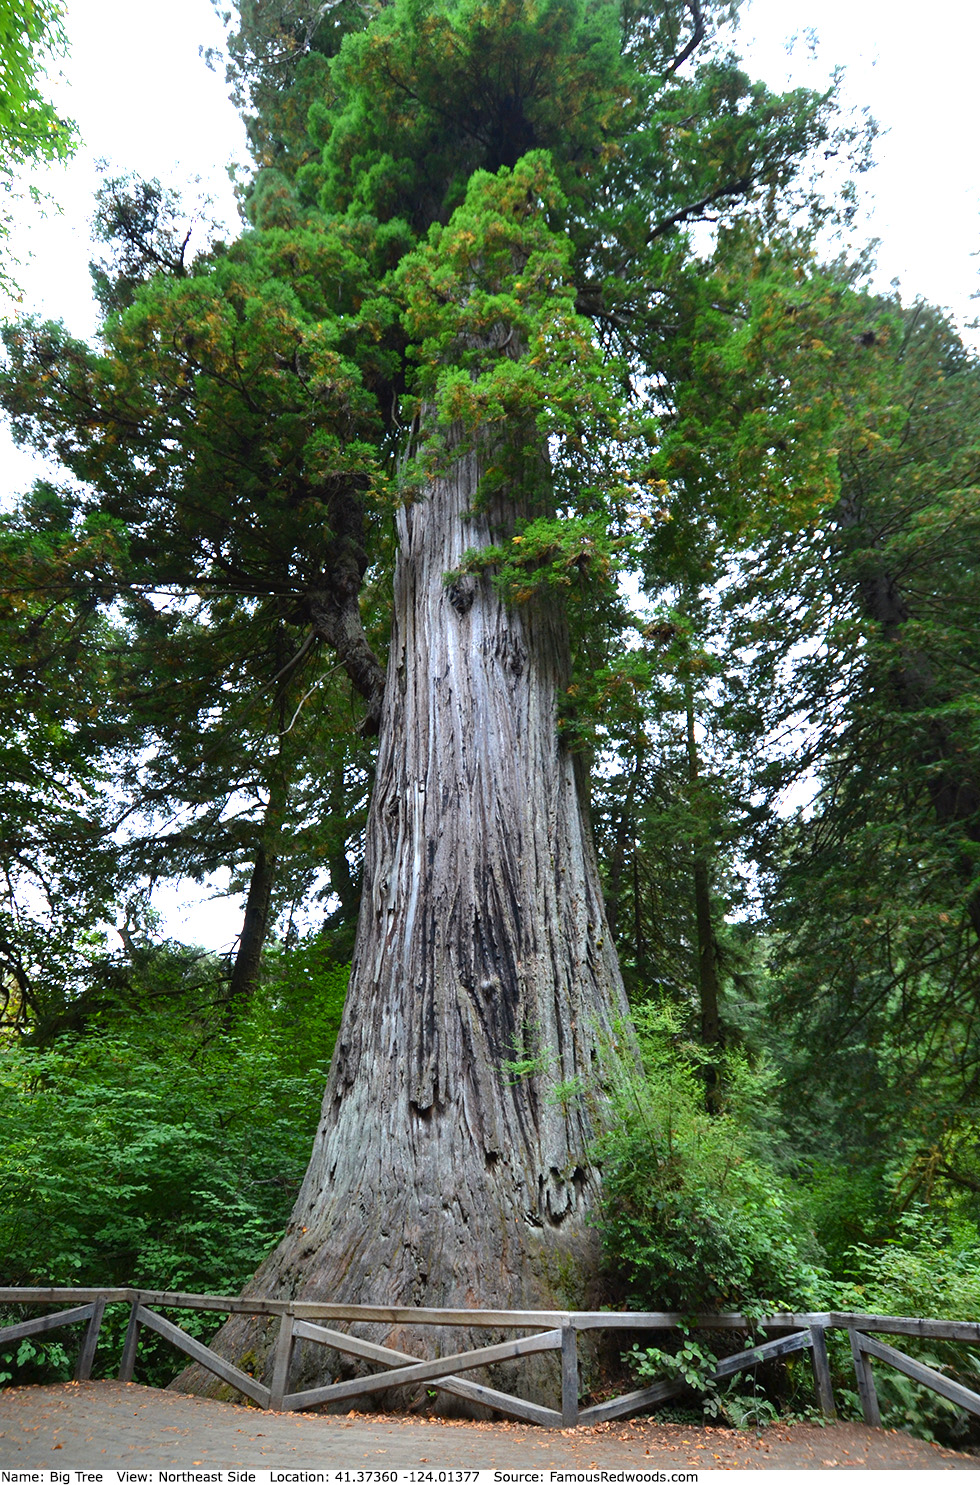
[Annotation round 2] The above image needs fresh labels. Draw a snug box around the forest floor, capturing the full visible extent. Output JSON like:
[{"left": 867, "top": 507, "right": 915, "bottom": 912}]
[{"left": 0, "top": 1382, "right": 977, "bottom": 1469}]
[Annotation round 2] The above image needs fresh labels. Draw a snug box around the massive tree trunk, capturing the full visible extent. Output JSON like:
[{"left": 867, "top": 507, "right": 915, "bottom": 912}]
[{"left": 180, "top": 428, "right": 631, "bottom": 1404}]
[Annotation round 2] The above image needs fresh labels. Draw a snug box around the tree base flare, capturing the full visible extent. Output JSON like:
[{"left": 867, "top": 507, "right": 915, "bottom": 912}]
[{"left": 171, "top": 1198, "right": 611, "bottom": 1412}]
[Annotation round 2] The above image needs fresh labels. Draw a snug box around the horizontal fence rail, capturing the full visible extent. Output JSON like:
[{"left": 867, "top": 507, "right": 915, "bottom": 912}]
[{"left": 1, "top": 1288, "right": 979, "bottom": 1429}]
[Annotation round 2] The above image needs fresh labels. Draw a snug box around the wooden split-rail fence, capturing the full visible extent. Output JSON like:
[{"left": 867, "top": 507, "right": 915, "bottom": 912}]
[{"left": 1, "top": 1287, "right": 979, "bottom": 1429}]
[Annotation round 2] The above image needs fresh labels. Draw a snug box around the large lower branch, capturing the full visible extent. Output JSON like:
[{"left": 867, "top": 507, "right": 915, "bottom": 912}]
[{"left": 307, "top": 589, "right": 385, "bottom": 735}]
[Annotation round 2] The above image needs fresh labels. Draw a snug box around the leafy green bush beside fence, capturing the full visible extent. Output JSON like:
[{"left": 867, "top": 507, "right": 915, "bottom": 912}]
[
  {"left": 0, "top": 945, "right": 348, "bottom": 1385},
  {"left": 595, "top": 1004, "right": 826, "bottom": 1314}
]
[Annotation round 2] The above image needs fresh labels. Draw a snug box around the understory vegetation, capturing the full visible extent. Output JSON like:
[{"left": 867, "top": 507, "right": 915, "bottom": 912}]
[
  {"left": 595, "top": 1007, "right": 980, "bottom": 1442},
  {"left": 4, "top": 971, "right": 980, "bottom": 1442},
  {"left": 0, "top": 944, "right": 347, "bottom": 1388}
]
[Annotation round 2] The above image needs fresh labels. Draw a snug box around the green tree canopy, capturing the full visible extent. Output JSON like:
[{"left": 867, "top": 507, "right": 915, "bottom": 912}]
[{"left": 0, "top": 0, "right": 77, "bottom": 283}]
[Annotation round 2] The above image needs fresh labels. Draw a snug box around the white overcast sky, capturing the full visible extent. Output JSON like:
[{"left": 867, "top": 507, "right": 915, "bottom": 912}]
[{"left": 2, "top": 0, "right": 978, "bottom": 948}]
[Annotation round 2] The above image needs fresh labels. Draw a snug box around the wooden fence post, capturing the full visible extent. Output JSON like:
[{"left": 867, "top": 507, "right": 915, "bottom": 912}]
[
  {"left": 848, "top": 1330, "right": 880, "bottom": 1427},
  {"left": 269, "top": 1313, "right": 295, "bottom": 1411},
  {"left": 560, "top": 1324, "right": 579, "bottom": 1428},
  {"left": 74, "top": 1297, "right": 106, "bottom": 1381},
  {"left": 118, "top": 1301, "right": 142, "bottom": 1383},
  {"left": 808, "top": 1325, "right": 836, "bottom": 1418}
]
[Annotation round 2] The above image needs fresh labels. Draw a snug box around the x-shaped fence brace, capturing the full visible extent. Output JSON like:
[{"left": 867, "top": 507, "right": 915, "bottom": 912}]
[{"left": 2, "top": 1289, "right": 980, "bottom": 1429}]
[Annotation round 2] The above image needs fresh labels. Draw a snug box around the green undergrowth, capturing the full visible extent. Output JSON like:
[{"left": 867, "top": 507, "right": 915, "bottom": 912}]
[
  {"left": 593, "top": 1003, "right": 980, "bottom": 1445},
  {"left": 595, "top": 1003, "right": 827, "bottom": 1314},
  {"left": 4, "top": 975, "right": 980, "bottom": 1446},
  {"left": 828, "top": 1213, "right": 980, "bottom": 1444},
  {"left": 0, "top": 938, "right": 348, "bottom": 1389}
]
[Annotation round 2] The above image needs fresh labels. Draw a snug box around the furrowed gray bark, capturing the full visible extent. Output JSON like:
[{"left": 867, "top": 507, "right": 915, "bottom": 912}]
[{"left": 178, "top": 427, "right": 630, "bottom": 1407}]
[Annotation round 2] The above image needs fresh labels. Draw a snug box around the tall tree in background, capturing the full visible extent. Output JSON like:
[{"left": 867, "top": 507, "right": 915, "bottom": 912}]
[
  {"left": 742, "top": 299, "right": 980, "bottom": 1159},
  {"left": 647, "top": 245, "right": 980, "bottom": 1193},
  {"left": 1, "top": 173, "right": 391, "bottom": 1011},
  {"left": 0, "top": 482, "right": 133, "bottom": 1040}
]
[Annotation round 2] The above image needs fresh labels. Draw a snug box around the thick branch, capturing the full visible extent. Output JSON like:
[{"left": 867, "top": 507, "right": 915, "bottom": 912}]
[
  {"left": 936, "top": 1163, "right": 980, "bottom": 1195},
  {"left": 648, "top": 176, "right": 753, "bottom": 243},
  {"left": 306, "top": 586, "right": 385, "bottom": 734},
  {"left": 227, "top": 843, "right": 278, "bottom": 1008},
  {"left": 664, "top": 0, "right": 705, "bottom": 79}
]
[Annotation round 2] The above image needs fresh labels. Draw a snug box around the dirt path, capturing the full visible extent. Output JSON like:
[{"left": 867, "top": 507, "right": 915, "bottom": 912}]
[{"left": 0, "top": 1382, "right": 976, "bottom": 1469}]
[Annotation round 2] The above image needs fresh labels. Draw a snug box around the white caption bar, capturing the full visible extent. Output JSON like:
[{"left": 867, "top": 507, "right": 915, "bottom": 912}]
[{"left": 0, "top": 1468, "right": 928, "bottom": 1485}]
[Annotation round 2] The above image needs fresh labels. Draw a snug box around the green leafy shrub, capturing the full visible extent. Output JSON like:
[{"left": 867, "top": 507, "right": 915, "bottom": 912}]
[
  {"left": 596, "top": 1004, "right": 827, "bottom": 1314},
  {"left": 830, "top": 1210, "right": 980, "bottom": 1443},
  {"left": 247, "top": 940, "right": 349, "bottom": 1075},
  {"left": 802, "top": 1156, "right": 895, "bottom": 1274},
  {"left": 0, "top": 948, "right": 349, "bottom": 1387},
  {"left": 0, "top": 1030, "right": 320, "bottom": 1290}
]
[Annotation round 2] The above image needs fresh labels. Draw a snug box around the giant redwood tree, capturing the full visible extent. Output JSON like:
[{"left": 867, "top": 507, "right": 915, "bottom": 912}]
[{"left": 1, "top": 0, "right": 853, "bottom": 1399}]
